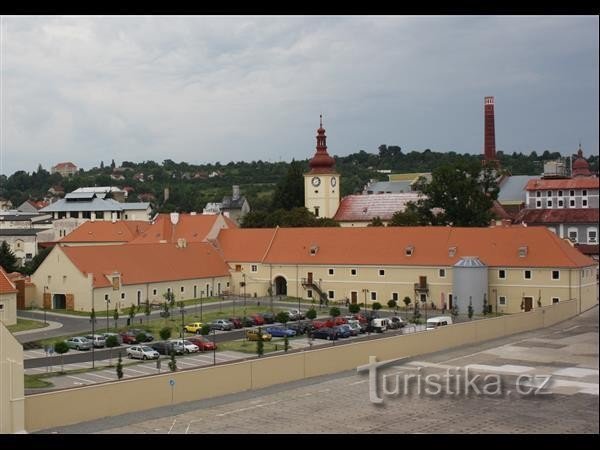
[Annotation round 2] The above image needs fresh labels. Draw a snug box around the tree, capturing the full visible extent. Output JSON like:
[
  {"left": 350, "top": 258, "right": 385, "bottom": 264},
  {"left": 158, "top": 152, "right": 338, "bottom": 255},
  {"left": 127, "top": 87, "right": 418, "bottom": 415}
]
[
  {"left": 159, "top": 326, "right": 172, "bottom": 341},
  {"left": 271, "top": 159, "right": 304, "bottom": 210},
  {"left": 135, "top": 332, "right": 147, "bottom": 343},
  {"left": 329, "top": 306, "right": 341, "bottom": 318},
  {"left": 348, "top": 303, "right": 360, "bottom": 314},
  {"left": 161, "top": 301, "right": 170, "bottom": 319},
  {"left": 110, "top": 159, "right": 116, "bottom": 169},
  {"left": 90, "top": 308, "right": 96, "bottom": 324},
  {"left": 128, "top": 303, "right": 136, "bottom": 325},
  {"left": 116, "top": 352, "right": 124, "bottom": 379},
  {"left": 113, "top": 307, "right": 119, "bottom": 330},
  {"left": 256, "top": 327, "right": 264, "bottom": 357},
  {"left": 367, "top": 216, "right": 385, "bottom": 227},
  {"left": 144, "top": 300, "right": 151, "bottom": 325},
  {"left": 105, "top": 335, "right": 119, "bottom": 366},
  {"left": 168, "top": 351, "right": 177, "bottom": 372},
  {"left": 200, "top": 324, "right": 211, "bottom": 336},
  {"left": 403, "top": 296, "right": 411, "bottom": 314},
  {"left": 372, "top": 302, "right": 382, "bottom": 312},
  {"left": 20, "top": 246, "right": 51, "bottom": 275},
  {"left": 389, "top": 202, "right": 423, "bottom": 227},
  {"left": 417, "top": 161, "right": 499, "bottom": 227},
  {"left": 387, "top": 299, "right": 397, "bottom": 310},
  {"left": 468, "top": 298, "right": 474, "bottom": 320},
  {"left": 53, "top": 341, "right": 69, "bottom": 372},
  {"left": 283, "top": 335, "right": 290, "bottom": 352},
  {"left": 482, "top": 294, "right": 488, "bottom": 316},
  {"left": 100, "top": 161, "right": 104, "bottom": 169},
  {"left": 0, "top": 241, "right": 18, "bottom": 273},
  {"left": 306, "top": 308, "right": 317, "bottom": 320},
  {"left": 163, "top": 291, "right": 175, "bottom": 306},
  {"left": 275, "top": 311, "right": 290, "bottom": 324}
]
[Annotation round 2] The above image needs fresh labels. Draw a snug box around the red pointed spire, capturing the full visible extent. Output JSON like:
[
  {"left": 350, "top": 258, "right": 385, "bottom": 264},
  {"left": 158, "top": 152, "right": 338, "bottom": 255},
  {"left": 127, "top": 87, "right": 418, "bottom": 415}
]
[{"left": 309, "top": 115, "right": 336, "bottom": 174}]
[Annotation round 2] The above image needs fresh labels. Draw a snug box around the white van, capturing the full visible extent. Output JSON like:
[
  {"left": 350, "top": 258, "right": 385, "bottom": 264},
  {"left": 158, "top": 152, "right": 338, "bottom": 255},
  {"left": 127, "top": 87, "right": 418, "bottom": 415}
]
[
  {"left": 426, "top": 316, "right": 453, "bottom": 330},
  {"left": 371, "top": 318, "right": 390, "bottom": 333}
]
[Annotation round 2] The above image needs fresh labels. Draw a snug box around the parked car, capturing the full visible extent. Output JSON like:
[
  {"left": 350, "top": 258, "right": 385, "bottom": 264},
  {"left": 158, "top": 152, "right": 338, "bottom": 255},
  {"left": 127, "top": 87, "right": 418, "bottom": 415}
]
[
  {"left": 168, "top": 339, "right": 200, "bottom": 353},
  {"left": 85, "top": 334, "right": 106, "bottom": 348},
  {"left": 265, "top": 326, "right": 296, "bottom": 337},
  {"left": 128, "top": 329, "right": 154, "bottom": 342},
  {"left": 249, "top": 314, "right": 265, "bottom": 326},
  {"left": 126, "top": 345, "right": 160, "bottom": 360},
  {"left": 371, "top": 318, "right": 390, "bottom": 333},
  {"left": 184, "top": 322, "right": 204, "bottom": 334},
  {"left": 65, "top": 337, "right": 92, "bottom": 351},
  {"left": 102, "top": 332, "right": 123, "bottom": 345},
  {"left": 186, "top": 336, "right": 217, "bottom": 351},
  {"left": 259, "top": 312, "right": 275, "bottom": 324},
  {"left": 228, "top": 317, "right": 243, "bottom": 329},
  {"left": 426, "top": 316, "right": 453, "bottom": 330},
  {"left": 119, "top": 331, "right": 138, "bottom": 344},
  {"left": 246, "top": 329, "right": 272, "bottom": 342},
  {"left": 337, "top": 324, "right": 357, "bottom": 337},
  {"left": 346, "top": 320, "right": 364, "bottom": 334},
  {"left": 311, "top": 319, "right": 329, "bottom": 329},
  {"left": 150, "top": 341, "right": 180, "bottom": 355},
  {"left": 388, "top": 316, "right": 406, "bottom": 330},
  {"left": 310, "top": 327, "right": 338, "bottom": 341},
  {"left": 333, "top": 325, "right": 352, "bottom": 338},
  {"left": 210, "top": 319, "right": 233, "bottom": 331},
  {"left": 286, "top": 320, "right": 313, "bottom": 335},
  {"left": 241, "top": 316, "right": 255, "bottom": 327},
  {"left": 287, "top": 309, "right": 305, "bottom": 321}
]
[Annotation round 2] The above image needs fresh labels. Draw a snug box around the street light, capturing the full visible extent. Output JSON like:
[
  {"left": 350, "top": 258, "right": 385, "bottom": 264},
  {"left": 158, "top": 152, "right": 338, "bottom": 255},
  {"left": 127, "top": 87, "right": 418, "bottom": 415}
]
[
  {"left": 200, "top": 291, "right": 203, "bottom": 321},
  {"left": 179, "top": 303, "right": 185, "bottom": 338},
  {"left": 242, "top": 273, "right": 247, "bottom": 307},
  {"left": 90, "top": 308, "right": 96, "bottom": 369},
  {"left": 212, "top": 327, "right": 216, "bottom": 365},
  {"left": 362, "top": 288, "right": 370, "bottom": 335},
  {"left": 105, "top": 299, "right": 110, "bottom": 333}
]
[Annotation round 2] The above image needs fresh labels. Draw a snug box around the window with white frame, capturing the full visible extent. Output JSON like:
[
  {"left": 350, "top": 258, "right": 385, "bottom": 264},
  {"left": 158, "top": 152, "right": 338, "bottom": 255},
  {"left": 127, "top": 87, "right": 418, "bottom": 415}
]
[
  {"left": 439, "top": 268, "right": 446, "bottom": 278},
  {"left": 524, "top": 270, "right": 532, "bottom": 280},
  {"left": 536, "top": 200, "right": 542, "bottom": 208},
  {"left": 121, "top": 293, "right": 125, "bottom": 299},
  {"left": 499, "top": 296, "right": 507, "bottom": 306},
  {"left": 350, "top": 268, "right": 357, "bottom": 276},
  {"left": 379, "top": 269, "right": 385, "bottom": 276},
  {"left": 569, "top": 190, "right": 575, "bottom": 197},
  {"left": 547, "top": 190, "right": 552, "bottom": 197},
  {"left": 392, "top": 292, "right": 399, "bottom": 301},
  {"left": 328, "top": 290, "right": 335, "bottom": 299},
  {"left": 552, "top": 297, "right": 560, "bottom": 304},
  {"left": 536, "top": 191, "right": 541, "bottom": 197},
  {"left": 251, "top": 265, "right": 258, "bottom": 272},
  {"left": 370, "top": 291, "right": 377, "bottom": 301},
  {"left": 153, "top": 289, "right": 157, "bottom": 296},
  {"left": 569, "top": 199, "right": 576, "bottom": 208},
  {"left": 582, "top": 189, "right": 588, "bottom": 196},
  {"left": 558, "top": 200, "right": 564, "bottom": 208},
  {"left": 558, "top": 190, "right": 563, "bottom": 197},
  {"left": 498, "top": 269, "right": 506, "bottom": 279},
  {"left": 588, "top": 228, "right": 598, "bottom": 244},
  {"left": 582, "top": 199, "right": 588, "bottom": 207},
  {"left": 307, "top": 290, "right": 313, "bottom": 298},
  {"left": 552, "top": 270, "right": 560, "bottom": 280},
  {"left": 568, "top": 228, "right": 578, "bottom": 243},
  {"left": 328, "top": 268, "right": 334, "bottom": 275},
  {"left": 104, "top": 294, "right": 109, "bottom": 301},
  {"left": 180, "top": 286, "right": 185, "bottom": 293},
  {"left": 546, "top": 199, "right": 553, "bottom": 208}
]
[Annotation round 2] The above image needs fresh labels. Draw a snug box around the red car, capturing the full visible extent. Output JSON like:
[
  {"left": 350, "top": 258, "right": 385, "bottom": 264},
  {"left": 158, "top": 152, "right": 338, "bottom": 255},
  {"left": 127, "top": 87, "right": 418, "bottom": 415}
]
[
  {"left": 249, "top": 313, "right": 265, "bottom": 326},
  {"left": 186, "top": 336, "right": 217, "bottom": 352},
  {"left": 119, "top": 331, "right": 138, "bottom": 344},
  {"left": 312, "top": 320, "right": 329, "bottom": 329},
  {"left": 228, "top": 317, "right": 243, "bottom": 329}
]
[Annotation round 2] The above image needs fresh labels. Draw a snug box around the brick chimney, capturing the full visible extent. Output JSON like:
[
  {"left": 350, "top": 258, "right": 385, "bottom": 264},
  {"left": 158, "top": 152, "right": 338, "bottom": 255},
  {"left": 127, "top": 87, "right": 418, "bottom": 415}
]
[{"left": 484, "top": 96, "right": 498, "bottom": 165}]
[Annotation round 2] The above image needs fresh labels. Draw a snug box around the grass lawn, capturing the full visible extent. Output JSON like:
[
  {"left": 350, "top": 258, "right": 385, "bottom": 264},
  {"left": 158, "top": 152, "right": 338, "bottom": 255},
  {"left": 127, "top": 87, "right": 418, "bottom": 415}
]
[
  {"left": 7, "top": 318, "right": 49, "bottom": 333},
  {"left": 217, "top": 339, "right": 285, "bottom": 354},
  {"left": 24, "top": 374, "right": 54, "bottom": 389}
]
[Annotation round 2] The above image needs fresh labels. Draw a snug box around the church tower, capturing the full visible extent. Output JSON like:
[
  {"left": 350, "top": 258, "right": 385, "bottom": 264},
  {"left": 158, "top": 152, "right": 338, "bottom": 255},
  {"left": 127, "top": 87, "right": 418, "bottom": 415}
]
[{"left": 304, "top": 115, "right": 340, "bottom": 218}]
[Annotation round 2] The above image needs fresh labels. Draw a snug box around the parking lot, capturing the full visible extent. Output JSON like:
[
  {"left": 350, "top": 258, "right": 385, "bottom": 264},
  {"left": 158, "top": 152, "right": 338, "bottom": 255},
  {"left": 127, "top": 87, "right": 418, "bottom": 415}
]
[{"left": 42, "top": 306, "right": 598, "bottom": 434}]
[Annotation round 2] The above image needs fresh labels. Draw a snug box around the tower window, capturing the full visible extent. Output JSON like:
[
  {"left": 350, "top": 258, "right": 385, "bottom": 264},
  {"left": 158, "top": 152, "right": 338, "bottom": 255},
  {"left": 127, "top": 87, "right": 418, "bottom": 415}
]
[{"left": 314, "top": 207, "right": 320, "bottom": 217}]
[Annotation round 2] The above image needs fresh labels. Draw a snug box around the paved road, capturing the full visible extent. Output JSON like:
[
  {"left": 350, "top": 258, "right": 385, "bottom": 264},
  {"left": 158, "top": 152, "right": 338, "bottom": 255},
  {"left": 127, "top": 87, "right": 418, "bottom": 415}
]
[{"left": 42, "top": 306, "right": 599, "bottom": 434}]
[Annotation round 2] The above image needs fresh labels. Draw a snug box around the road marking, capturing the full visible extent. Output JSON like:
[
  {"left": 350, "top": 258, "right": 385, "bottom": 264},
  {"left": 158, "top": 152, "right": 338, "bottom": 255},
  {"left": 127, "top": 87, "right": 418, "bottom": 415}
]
[
  {"left": 67, "top": 375, "right": 96, "bottom": 384},
  {"left": 168, "top": 419, "right": 177, "bottom": 434},
  {"left": 124, "top": 367, "right": 147, "bottom": 375},
  {"left": 84, "top": 372, "right": 114, "bottom": 381},
  {"left": 348, "top": 380, "right": 368, "bottom": 386}
]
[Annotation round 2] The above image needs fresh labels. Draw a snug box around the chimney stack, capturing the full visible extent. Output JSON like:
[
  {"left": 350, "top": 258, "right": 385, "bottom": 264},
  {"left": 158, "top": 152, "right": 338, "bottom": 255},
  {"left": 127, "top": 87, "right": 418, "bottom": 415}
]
[{"left": 484, "top": 96, "right": 497, "bottom": 163}]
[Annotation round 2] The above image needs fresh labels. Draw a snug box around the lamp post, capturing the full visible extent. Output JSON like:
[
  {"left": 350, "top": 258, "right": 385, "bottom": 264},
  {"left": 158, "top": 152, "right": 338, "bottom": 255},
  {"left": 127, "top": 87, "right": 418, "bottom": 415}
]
[
  {"left": 105, "top": 299, "right": 110, "bottom": 333},
  {"left": 362, "top": 288, "right": 370, "bottom": 335},
  {"left": 90, "top": 308, "right": 96, "bottom": 369},
  {"left": 43, "top": 307, "right": 47, "bottom": 326},
  {"left": 179, "top": 303, "right": 185, "bottom": 339},
  {"left": 200, "top": 291, "right": 203, "bottom": 321},
  {"left": 243, "top": 273, "right": 247, "bottom": 307},
  {"left": 212, "top": 327, "right": 216, "bottom": 365}
]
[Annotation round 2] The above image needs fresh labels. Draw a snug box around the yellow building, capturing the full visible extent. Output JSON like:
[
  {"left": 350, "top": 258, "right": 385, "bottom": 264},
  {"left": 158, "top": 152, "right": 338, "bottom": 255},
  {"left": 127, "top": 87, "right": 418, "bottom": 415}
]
[{"left": 0, "top": 266, "right": 18, "bottom": 326}]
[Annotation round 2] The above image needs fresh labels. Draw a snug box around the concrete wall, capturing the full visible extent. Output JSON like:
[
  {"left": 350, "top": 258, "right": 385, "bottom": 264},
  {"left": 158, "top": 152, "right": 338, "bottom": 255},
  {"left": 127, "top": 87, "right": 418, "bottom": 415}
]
[
  {"left": 0, "top": 322, "right": 25, "bottom": 433},
  {"left": 0, "top": 292, "right": 17, "bottom": 326},
  {"left": 24, "top": 299, "right": 581, "bottom": 432}
]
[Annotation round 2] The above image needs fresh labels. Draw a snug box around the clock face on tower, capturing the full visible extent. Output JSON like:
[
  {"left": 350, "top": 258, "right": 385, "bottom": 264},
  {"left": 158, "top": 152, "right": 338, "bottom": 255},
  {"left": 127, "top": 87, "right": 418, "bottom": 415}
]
[
  {"left": 331, "top": 177, "right": 337, "bottom": 187},
  {"left": 311, "top": 177, "right": 321, "bottom": 187}
]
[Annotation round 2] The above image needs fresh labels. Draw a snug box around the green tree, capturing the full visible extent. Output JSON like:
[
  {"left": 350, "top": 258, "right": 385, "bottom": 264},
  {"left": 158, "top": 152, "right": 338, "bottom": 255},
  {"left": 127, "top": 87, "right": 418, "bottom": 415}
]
[
  {"left": 163, "top": 291, "right": 175, "bottom": 306},
  {"left": 135, "top": 332, "right": 147, "bottom": 343},
  {"left": 200, "top": 324, "right": 211, "bottom": 336},
  {"left": 128, "top": 303, "right": 136, "bottom": 325},
  {"left": 372, "top": 302, "right": 382, "bottom": 312},
  {"left": 90, "top": 308, "right": 96, "bottom": 323},
  {"left": 329, "top": 306, "right": 341, "bottom": 318},
  {"left": 348, "top": 303, "right": 360, "bottom": 314},
  {"left": 306, "top": 308, "right": 317, "bottom": 320},
  {"left": 468, "top": 299, "right": 474, "bottom": 320},
  {"left": 387, "top": 299, "right": 397, "bottom": 311},
  {"left": 168, "top": 351, "right": 177, "bottom": 372},
  {"left": 271, "top": 159, "right": 305, "bottom": 210},
  {"left": 0, "top": 240, "right": 18, "bottom": 273},
  {"left": 389, "top": 202, "right": 423, "bottom": 227},
  {"left": 417, "top": 161, "right": 499, "bottom": 226},
  {"left": 113, "top": 307, "right": 119, "bottom": 330},
  {"left": 116, "top": 352, "right": 124, "bottom": 379},
  {"left": 284, "top": 335, "right": 290, "bottom": 352},
  {"left": 53, "top": 341, "right": 69, "bottom": 372},
  {"left": 403, "top": 296, "right": 411, "bottom": 311},
  {"left": 159, "top": 326, "right": 172, "bottom": 341},
  {"left": 105, "top": 335, "right": 119, "bottom": 366},
  {"left": 367, "top": 216, "right": 385, "bottom": 227},
  {"left": 256, "top": 327, "right": 265, "bottom": 357},
  {"left": 20, "top": 246, "right": 51, "bottom": 275},
  {"left": 483, "top": 294, "right": 488, "bottom": 316},
  {"left": 144, "top": 300, "right": 151, "bottom": 325},
  {"left": 275, "top": 311, "right": 290, "bottom": 324},
  {"left": 110, "top": 159, "right": 116, "bottom": 169}
]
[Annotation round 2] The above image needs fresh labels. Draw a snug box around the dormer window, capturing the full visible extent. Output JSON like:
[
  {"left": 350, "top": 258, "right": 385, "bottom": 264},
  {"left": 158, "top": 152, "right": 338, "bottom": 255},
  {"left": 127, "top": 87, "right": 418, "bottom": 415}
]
[
  {"left": 448, "top": 246, "right": 456, "bottom": 257},
  {"left": 518, "top": 246, "right": 528, "bottom": 258},
  {"left": 310, "top": 245, "right": 319, "bottom": 256},
  {"left": 405, "top": 246, "right": 414, "bottom": 257}
]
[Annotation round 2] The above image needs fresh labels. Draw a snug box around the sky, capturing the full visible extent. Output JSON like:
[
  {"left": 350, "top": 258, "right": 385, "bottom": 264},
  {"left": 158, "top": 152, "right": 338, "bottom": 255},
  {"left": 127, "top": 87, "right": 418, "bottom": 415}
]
[{"left": 0, "top": 15, "right": 598, "bottom": 176}]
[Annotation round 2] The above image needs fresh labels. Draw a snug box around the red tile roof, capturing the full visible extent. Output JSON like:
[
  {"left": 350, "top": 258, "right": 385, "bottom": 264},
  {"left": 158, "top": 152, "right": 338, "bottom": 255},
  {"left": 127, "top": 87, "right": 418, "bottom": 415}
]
[
  {"left": 525, "top": 178, "right": 599, "bottom": 191},
  {"left": 491, "top": 200, "right": 512, "bottom": 220},
  {"left": 60, "top": 221, "right": 151, "bottom": 243},
  {"left": 216, "top": 228, "right": 277, "bottom": 262},
  {"left": 53, "top": 162, "right": 77, "bottom": 169},
  {"left": 61, "top": 243, "right": 230, "bottom": 288},
  {"left": 130, "top": 213, "right": 236, "bottom": 244},
  {"left": 574, "top": 244, "right": 599, "bottom": 256},
  {"left": 516, "top": 208, "right": 599, "bottom": 224},
  {"left": 333, "top": 193, "right": 423, "bottom": 222},
  {"left": 217, "top": 226, "right": 594, "bottom": 268},
  {"left": 0, "top": 266, "right": 17, "bottom": 294}
]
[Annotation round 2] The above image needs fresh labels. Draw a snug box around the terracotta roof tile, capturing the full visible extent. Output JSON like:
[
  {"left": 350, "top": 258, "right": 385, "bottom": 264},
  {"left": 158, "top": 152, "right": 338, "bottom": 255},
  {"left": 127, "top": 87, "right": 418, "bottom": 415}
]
[
  {"left": 574, "top": 243, "right": 599, "bottom": 256},
  {"left": 130, "top": 214, "right": 235, "bottom": 244},
  {"left": 61, "top": 243, "right": 230, "bottom": 288},
  {"left": 333, "top": 193, "right": 423, "bottom": 222},
  {"left": 525, "top": 178, "right": 599, "bottom": 191},
  {"left": 516, "top": 208, "right": 599, "bottom": 224},
  {"left": 217, "top": 226, "right": 594, "bottom": 268},
  {"left": 60, "top": 221, "right": 151, "bottom": 243},
  {"left": 0, "top": 266, "right": 18, "bottom": 294}
]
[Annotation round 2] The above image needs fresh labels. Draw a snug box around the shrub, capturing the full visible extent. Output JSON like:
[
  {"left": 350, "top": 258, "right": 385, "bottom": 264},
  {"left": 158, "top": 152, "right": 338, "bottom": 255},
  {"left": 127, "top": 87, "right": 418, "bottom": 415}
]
[
  {"left": 159, "top": 327, "right": 172, "bottom": 341},
  {"left": 348, "top": 303, "right": 360, "bottom": 314},
  {"left": 372, "top": 302, "right": 382, "bottom": 311},
  {"left": 387, "top": 299, "right": 397, "bottom": 309},
  {"left": 306, "top": 308, "right": 317, "bottom": 320},
  {"left": 329, "top": 307, "right": 341, "bottom": 318}
]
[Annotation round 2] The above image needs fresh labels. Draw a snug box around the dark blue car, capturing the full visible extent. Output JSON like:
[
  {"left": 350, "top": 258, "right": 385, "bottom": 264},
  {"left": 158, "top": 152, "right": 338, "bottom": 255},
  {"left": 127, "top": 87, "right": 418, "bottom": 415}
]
[
  {"left": 265, "top": 326, "right": 296, "bottom": 337},
  {"left": 310, "top": 327, "right": 338, "bottom": 340}
]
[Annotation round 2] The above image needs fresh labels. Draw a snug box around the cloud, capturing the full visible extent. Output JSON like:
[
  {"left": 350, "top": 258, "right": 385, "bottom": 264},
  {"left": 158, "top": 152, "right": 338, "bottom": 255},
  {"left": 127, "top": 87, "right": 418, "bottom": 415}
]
[{"left": 1, "top": 15, "right": 598, "bottom": 176}]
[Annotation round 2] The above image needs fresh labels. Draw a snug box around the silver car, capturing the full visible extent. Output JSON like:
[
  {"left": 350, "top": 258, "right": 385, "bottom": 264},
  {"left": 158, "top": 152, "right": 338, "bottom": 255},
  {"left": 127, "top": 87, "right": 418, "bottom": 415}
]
[
  {"left": 65, "top": 337, "right": 92, "bottom": 351},
  {"left": 85, "top": 334, "right": 106, "bottom": 348},
  {"left": 126, "top": 345, "right": 160, "bottom": 360}
]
